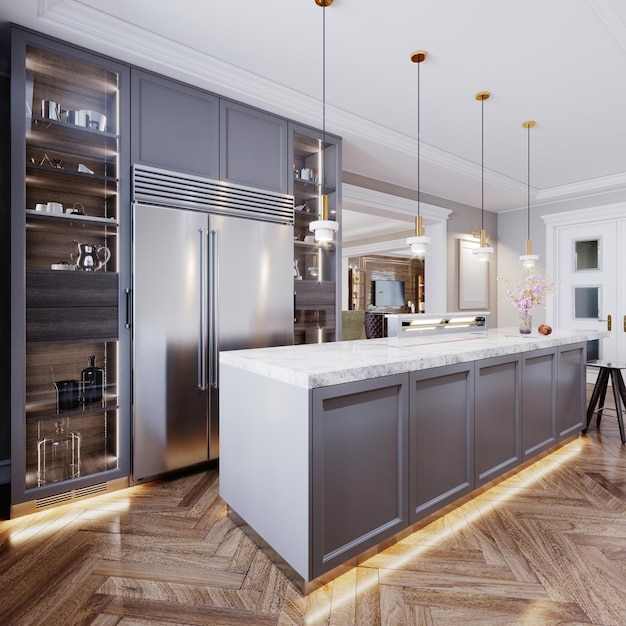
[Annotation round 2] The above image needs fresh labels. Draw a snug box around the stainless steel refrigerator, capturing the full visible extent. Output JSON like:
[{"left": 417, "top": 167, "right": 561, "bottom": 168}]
[{"left": 131, "top": 166, "right": 294, "bottom": 482}]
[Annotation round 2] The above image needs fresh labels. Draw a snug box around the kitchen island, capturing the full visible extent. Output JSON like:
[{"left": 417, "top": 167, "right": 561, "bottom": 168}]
[{"left": 219, "top": 328, "right": 603, "bottom": 593}]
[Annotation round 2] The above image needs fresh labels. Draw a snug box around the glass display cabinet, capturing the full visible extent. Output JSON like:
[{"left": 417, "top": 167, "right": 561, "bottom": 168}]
[
  {"left": 10, "top": 29, "right": 130, "bottom": 515},
  {"left": 290, "top": 124, "right": 341, "bottom": 344}
]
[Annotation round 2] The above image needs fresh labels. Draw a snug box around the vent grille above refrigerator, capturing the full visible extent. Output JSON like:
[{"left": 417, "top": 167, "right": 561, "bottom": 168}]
[{"left": 132, "top": 164, "right": 294, "bottom": 225}]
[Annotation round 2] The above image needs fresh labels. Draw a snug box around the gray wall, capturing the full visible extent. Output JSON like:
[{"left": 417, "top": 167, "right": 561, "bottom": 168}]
[{"left": 446, "top": 203, "right": 498, "bottom": 321}]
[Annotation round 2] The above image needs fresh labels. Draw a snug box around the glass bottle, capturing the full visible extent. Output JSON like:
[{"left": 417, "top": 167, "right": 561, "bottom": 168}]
[{"left": 81, "top": 355, "right": 104, "bottom": 404}]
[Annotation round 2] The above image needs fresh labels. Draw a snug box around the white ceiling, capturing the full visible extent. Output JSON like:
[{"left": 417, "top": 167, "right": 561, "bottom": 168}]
[{"left": 4, "top": 0, "right": 626, "bottom": 239}]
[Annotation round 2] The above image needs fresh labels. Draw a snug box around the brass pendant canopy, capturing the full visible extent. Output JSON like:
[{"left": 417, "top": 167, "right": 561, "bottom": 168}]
[
  {"left": 315, "top": 0, "right": 333, "bottom": 6},
  {"left": 476, "top": 91, "right": 491, "bottom": 101},
  {"left": 410, "top": 50, "right": 428, "bottom": 63}
]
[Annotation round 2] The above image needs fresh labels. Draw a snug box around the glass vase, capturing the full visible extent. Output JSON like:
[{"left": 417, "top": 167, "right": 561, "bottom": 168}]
[{"left": 519, "top": 310, "right": 532, "bottom": 335}]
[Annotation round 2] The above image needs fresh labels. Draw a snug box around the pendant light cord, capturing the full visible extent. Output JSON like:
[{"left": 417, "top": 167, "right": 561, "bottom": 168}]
[
  {"left": 481, "top": 97, "right": 485, "bottom": 231},
  {"left": 527, "top": 123, "right": 531, "bottom": 241},
  {"left": 417, "top": 59, "right": 421, "bottom": 217},
  {"left": 321, "top": 4, "right": 327, "bottom": 198}
]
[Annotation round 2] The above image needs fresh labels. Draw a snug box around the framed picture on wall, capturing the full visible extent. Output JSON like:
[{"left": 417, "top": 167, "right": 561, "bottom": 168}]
[{"left": 458, "top": 237, "right": 488, "bottom": 310}]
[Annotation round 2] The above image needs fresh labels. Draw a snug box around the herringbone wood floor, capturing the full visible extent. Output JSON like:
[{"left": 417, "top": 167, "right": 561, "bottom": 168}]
[{"left": 2, "top": 387, "right": 626, "bottom": 625}]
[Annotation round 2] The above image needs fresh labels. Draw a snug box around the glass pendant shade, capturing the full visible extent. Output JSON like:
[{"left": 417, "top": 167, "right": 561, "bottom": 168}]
[
  {"left": 310, "top": 219, "right": 338, "bottom": 242},
  {"left": 407, "top": 235, "right": 431, "bottom": 257}
]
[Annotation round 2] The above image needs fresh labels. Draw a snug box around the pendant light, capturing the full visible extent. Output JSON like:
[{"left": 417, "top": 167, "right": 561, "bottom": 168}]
[
  {"left": 309, "top": 0, "right": 338, "bottom": 243},
  {"left": 519, "top": 120, "right": 538, "bottom": 267},
  {"left": 406, "top": 50, "right": 431, "bottom": 257},
  {"left": 473, "top": 91, "right": 493, "bottom": 261}
]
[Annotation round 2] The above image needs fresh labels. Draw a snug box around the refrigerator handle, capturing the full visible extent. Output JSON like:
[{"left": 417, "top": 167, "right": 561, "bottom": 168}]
[
  {"left": 209, "top": 229, "right": 219, "bottom": 389},
  {"left": 125, "top": 288, "right": 132, "bottom": 329},
  {"left": 198, "top": 229, "right": 208, "bottom": 391}
]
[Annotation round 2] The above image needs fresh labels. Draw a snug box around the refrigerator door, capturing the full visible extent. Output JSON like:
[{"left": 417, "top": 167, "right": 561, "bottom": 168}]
[
  {"left": 207, "top": 214, "right": 294, "bottom": 459},
  {"left": 132, "top": 203, "right": 210, "bottom": 481}
]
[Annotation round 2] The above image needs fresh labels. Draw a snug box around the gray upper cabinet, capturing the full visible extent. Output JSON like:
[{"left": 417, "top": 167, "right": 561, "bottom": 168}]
[
  {"left": 131, "top": 70, "right": 219, "bottom": 178},
  {"left": 220, "top": 100, "right": 288, "bottom": 193}
]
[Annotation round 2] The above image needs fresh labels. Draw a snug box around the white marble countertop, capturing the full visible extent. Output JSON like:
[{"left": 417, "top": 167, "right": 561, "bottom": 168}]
[{"left": 219, "top": 328, "right": 605, "bottom": 389}]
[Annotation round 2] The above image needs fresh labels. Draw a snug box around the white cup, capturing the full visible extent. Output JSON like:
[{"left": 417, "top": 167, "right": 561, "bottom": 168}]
[
  {"left": 35, "top": 203, "right": 46, "bottom": 212},
  {"left": 46, "top": 201, "right": 63, "bottom": 213}
]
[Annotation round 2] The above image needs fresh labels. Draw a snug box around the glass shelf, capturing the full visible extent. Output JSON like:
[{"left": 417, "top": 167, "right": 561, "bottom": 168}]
[{"left": 25, "top": 208, "right": 118, "bottom": 227}]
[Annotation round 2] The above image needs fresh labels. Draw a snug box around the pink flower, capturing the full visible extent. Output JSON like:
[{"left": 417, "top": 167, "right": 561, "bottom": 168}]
[{"left": 498, "top": 268, "right": 555, "bottom": 312}]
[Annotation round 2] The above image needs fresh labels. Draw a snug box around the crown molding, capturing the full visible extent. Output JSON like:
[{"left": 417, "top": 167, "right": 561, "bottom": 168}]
[
  {"left": 542, "top": 201, "right": 626, "bottom": 225},
  {"left": 536, "top": 171, "right": 626, "bottom": 202},
  {"left": 343, "top": 184, "right": 452, "bottom": 222}
]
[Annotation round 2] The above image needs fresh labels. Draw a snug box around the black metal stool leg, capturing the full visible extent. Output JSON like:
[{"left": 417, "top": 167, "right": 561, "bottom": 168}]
[
  {"left": 612, "top": 370, "right": 626, "bottom": 444},
  {"left": 596, "top": 369, "right": 609, "bottom": 426},
  {"left": 584, "top": 368, "right": 610, "bottom": 433}
]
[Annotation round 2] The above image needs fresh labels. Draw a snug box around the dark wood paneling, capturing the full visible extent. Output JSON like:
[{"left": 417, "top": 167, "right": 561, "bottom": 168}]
[
  {"left": 348, "top": 254, "right": 424, "bottom": 312},
  {"left": 294, "top": 280, "right": 336, "bottom": 333},
  {"left": 26, "top": 307, "right": 118, "bottom": 343},
  {"left": 27, "top": 270, "right": 118, "bottom": 308}
]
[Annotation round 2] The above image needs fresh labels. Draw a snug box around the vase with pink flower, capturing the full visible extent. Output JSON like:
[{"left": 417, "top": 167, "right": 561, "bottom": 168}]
[{"left": 498, "top": 268, "right": 555, "bottom": 335}]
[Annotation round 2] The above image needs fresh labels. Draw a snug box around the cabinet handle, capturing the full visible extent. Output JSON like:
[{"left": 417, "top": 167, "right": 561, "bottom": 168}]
[
  {"left": 125, "top": 288, "right": 132, "bottom": 329},
  {"left": 598, "top": 314, "right": 612, "bottom": 331},
  {"left": 624, "top": 315, "right": 626, "bottom": 333}
]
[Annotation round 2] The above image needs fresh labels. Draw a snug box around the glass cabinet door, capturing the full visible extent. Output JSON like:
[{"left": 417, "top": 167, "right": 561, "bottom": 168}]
[
  {"left": 11, "top": 29, "right": 130, "bottom": 512},
  {"left": 291, "top": 126, "right": 340, "bottom": 344}
]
